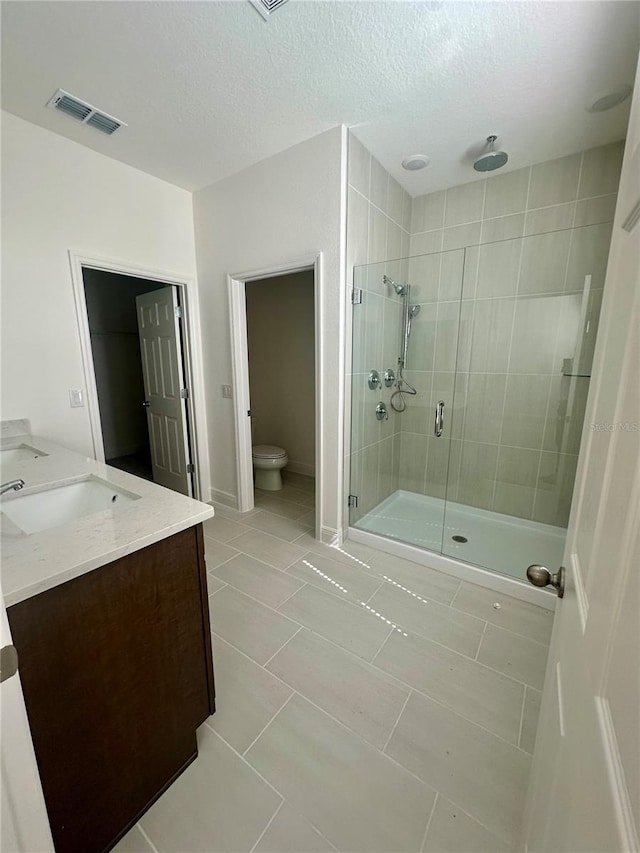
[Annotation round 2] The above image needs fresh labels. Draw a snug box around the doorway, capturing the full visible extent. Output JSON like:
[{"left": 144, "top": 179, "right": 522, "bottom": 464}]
[
  {"left": 228, "top": 257, "right": 321, "bottom": 530},
  {"left": 80, "top": 267, "right": 195, "bottom": 497},
  {"left": 245, "top": 271, "right": 316, "bottom": 519}
]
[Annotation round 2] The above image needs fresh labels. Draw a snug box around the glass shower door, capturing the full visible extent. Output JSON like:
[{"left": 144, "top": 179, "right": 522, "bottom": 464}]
[
  {"left": 441, "top": 226, "right": 608, "bottom": 578},
  {"left": 349, "top": 249, "right": 465, "bottom": 551}
]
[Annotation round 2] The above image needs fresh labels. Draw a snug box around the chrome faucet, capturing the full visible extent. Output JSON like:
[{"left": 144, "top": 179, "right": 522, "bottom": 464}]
[{"left": 0, "top": 479, "right": 25, "bottom": 496}]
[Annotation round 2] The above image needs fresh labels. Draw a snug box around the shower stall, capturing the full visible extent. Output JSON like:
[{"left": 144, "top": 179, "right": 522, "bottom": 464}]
[{"left": 348, "top": 225, "right": 608, "bottom": 590}]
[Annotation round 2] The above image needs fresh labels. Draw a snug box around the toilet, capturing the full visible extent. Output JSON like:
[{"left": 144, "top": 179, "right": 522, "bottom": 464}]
[{"left": 252, "top": 444, "right": 288, "bottom": 491}]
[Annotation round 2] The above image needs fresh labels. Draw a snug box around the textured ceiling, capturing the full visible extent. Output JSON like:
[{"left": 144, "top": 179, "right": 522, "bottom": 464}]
[{"left": 1, "top": 1, "right": 639, "bottom": 194}]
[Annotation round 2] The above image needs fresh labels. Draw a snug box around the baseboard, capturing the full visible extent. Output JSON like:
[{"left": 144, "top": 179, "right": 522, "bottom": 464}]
[
  {"left": 320, "top": 525, "right": 339, "bottom": 546},
  {"left": 286, "top": 460, "right": 316, "bottom": 478},
  {"left": 209, "top": 487, "right": 237, "bottom": 509}
]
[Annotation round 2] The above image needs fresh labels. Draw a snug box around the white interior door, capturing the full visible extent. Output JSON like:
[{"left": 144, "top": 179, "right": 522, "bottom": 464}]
[
  {"left": 136, "top": 286, "right": 192, "bottom": 496},
  {"left": 1, "top": 576, "right": 54, "bottom": 852},
  {"left": 522, "top": 62, "right": 640, "bottom": 853}
]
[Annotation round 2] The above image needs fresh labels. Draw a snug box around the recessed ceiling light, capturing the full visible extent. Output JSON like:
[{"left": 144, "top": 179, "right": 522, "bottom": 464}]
[
  {"left": 587, "top": 84, "right": 632, "bottom": 113},
  {"left": 402, "top": 155, "right": 430, "bottom": 171}
]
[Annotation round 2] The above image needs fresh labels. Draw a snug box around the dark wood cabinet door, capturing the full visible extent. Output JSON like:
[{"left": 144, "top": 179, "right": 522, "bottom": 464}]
[{"left": 8, "top": 524, "right": 215, "bottom": 853}]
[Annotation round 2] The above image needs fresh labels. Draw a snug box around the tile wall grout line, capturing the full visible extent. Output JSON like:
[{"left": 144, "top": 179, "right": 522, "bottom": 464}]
[
  {"left": 420, "top": 791, "right": 440, "bottom": 853},
  {"left": 381, "top": 688, "right": 413, "bottom": 754},
  {"left": 248, "top": 799, "right": 284, "bottom": 853}
]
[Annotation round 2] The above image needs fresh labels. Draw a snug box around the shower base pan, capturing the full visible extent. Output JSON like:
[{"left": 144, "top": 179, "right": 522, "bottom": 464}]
[{"left": 351, "top": 490, "right": 565, "bottom": 599}]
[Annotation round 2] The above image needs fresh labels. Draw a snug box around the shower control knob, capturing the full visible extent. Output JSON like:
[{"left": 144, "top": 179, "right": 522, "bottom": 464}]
[
  {"left": 368, "top": 370, "right": 381, "bottom": 390},
  {"left": 383, "top": 369, "right": 396, "bottom": 387},
  {"left": 375, "top": 402, "right": 389, "bottom": 421},
  {"left": 526, "top": 564, "right": 565, "bottom": 598}
]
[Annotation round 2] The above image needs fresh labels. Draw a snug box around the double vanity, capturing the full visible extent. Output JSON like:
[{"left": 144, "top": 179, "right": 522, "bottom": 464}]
[{"left": 1, "top": 421, "right": 216, "bottom": 853}]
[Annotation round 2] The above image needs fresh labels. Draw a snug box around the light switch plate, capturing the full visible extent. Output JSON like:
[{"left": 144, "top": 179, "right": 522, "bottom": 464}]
[
  {"left": 222, "top": 385, "right": 233, "bottom": 399},
  {"left": 69, "top": 389, "right": 84, "bottom": 408}
]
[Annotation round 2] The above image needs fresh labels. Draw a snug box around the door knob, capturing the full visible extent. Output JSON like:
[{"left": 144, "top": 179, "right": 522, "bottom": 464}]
[
  {"left": 142, "top": 401, "right": 150, "bottom": 408},
  {"left": 527, "top": 564, "right": 565, "bottom": 598}
]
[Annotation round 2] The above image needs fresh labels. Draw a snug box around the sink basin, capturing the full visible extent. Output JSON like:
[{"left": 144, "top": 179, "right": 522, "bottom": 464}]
[
  {"left": 1, "top": 444, "right": 48, "bottom": 465},
  {"left": 0, "top": 477, "right": 140, "bottom": 535}
]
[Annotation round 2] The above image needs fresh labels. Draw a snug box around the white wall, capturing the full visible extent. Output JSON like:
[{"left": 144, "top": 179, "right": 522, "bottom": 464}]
[
  {"left": 246, "top": 271, "right": 315, "bottom": 477},
  {"left": 0, "top": 113, "right": 205, "bottom": 486},
  {"left": 193, "top": 126, "right": 346, "bottom": 541}
]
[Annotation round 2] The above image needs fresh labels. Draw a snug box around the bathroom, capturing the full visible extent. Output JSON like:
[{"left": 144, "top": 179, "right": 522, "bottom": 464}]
[{"left": 1, "top": 2, "right": 639, "bottom": 852}]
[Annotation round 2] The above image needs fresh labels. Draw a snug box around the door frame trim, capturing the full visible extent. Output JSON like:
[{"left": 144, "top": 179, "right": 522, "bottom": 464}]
[
  {"left": 228, "top": 254, "right": 322, "bottom": 536},
  {"left": 68, "top": 251, "right": 210, "bottom": 501}
]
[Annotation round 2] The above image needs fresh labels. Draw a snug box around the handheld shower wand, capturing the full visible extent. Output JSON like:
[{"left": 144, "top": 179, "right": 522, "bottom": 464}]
[{"left": 383, "top": 275, "right": 420, "bottom": 412}]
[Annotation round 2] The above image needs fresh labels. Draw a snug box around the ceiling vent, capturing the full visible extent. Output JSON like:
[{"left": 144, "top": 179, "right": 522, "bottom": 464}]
[
  {"left": 46, "top": 89, "right": 126, "bottom": 135},
  {"left": 249, "top": 0, "right": 289, "bottom": 20}
]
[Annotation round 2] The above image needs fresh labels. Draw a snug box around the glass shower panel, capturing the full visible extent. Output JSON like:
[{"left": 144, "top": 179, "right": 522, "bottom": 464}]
[
  {"left": 349, "top": 250, "right": 465, "bottom": 551},
  {"left": 441, "top": 225, "right": 609, "bottom": 579}
]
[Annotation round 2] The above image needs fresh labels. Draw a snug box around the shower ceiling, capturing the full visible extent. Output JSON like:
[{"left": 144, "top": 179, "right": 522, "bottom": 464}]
[{"left": 1, "top": 1, "right": 638, "bottom": 193}]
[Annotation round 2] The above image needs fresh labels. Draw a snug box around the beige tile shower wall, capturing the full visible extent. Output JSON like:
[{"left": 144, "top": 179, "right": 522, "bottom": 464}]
[
  {"left": 346, "top": 133, "right": 412, "bottom": 524},
  {"left": 246, "top": 272, "right": 315, "bottom": 477},
  {"left": 404, "top": 141, "right": 624, "bottom": 528}
]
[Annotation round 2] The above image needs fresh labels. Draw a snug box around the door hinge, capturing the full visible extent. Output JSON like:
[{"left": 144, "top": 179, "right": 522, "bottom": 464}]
[
  {"left": 187, "top": 463, "right": 195, "bottom": 474},
  {"left": 347, "top": 494, "right": 358, "bottom": 509},
  {"left": 352, "top": 287, "right": 362, "bottom": 305},
  {"left": 175, "top": 306, "right": 184, "bottom": 319},
  {"left": 180, "top": 388, "right": 189, "bottom": 399}
]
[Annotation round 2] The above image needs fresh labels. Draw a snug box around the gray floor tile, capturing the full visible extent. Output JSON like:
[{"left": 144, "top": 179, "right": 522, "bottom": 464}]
[
  {"left": 254, "top": 803, "right": 335, "bottom": 853},
  {"left": 367, "top": 551, "right": 462, "bottom": 605},
  {"left": 279, "top": 584, "right": 391, "bottom": 662},
  {"left": 203, "top": 536, "right": 240, "bottom": 569},
  {"left": 140, "top": 726, "right": 281, "bottom": 852},
  {"left": 288, "top": 551, "right": 383, "bottom": 605},
  {"left": 246, "top": 510, "right": 313, "bottom": 542},
  {"left": 520, "top": 686, "right": 542, "bottom": 754},
  {"left": 202, "top": 515, "right": 250, "bottom": 543},
  {"left": 254, "top": 494, "right": 312, "bottom": 520},
  {"left": 267, "top": 629, "right": 410, "bottom": 749},
  {"left": 297, "top": 536, "right": 381, "bottom": 569},
  {"left": 213, "top": 553, "right": 305, "bottom": 609},
  {"left": 452, "top": 582, "right": 554, "bottom": 645},
  {"left": 206, "top": 573, "right": 227, "bottom": 594},
  {"left": 246, "top": 694, "right": 436, "bottom": 853},
  {"left": 232, "top": 529, "right": 307, "bottom": 569},
  {"left": 422, "top": 795, "right": 512, "bottom": 853},
  {"left": 374, "top": 630, "right": 525, "bottom": 744},
  {"left": 385, "top": 691, "right": 530, "bottom": 846},
  {"left": 209, "top": 585, "right": 300, "bottom": 665},
  {"left": 112, "top": 825, "right": 155, "bottom": 852},
  {"left": 207, "top": 634, "right": 293, "bottom": 753},
  {"left": 367, "top": 583, "right": 486, "bottom": 658},
  {"left": 477, "top": 624, "right": 549, "bottom": 689}
]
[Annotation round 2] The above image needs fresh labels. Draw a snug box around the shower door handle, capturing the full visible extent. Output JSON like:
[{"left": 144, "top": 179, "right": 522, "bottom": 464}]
[{"left": 434, "top": 401, "right": 445, "bottom": 437}]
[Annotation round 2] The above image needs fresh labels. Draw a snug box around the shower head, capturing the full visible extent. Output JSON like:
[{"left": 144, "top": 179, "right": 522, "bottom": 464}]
[
  {"left": 474, "top": 135, "right": 509, "bottom": 172},
  {"left": 383, "top": 274, "right": 408, "bottom": 297},
  {"left": 409, "top": 304, "right": 421, "bottom": 318}
]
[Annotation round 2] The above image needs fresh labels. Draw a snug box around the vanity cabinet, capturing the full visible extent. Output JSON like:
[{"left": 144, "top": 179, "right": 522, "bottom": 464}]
[{"left": 7, "top": 523, "right": 215, "bottom": 853}]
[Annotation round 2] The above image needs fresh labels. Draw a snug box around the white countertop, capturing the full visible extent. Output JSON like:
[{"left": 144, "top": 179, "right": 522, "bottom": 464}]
[{"left": 0, "top": 424, "right": 214, "bottom": 607}]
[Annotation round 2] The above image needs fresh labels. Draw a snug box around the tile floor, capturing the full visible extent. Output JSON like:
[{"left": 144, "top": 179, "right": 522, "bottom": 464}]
[{"left": 116, "top": 473, "right": 553, "bottom": 853}]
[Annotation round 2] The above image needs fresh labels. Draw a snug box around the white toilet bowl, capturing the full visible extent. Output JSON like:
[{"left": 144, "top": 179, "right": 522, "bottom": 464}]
[{"left": 252, "top": 445, "right": 288, "bottom": 491}]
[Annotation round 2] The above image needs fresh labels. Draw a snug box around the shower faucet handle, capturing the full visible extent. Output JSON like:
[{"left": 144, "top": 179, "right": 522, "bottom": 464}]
[
  {"left": 368, "top": 370, "right": 381, "bottom": 390},
  {"left": 375, "top": 402, "right": 389, "bottom": 421},
  {"left": 383, "top": 369, "right": 396, "bottom": 387}
]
